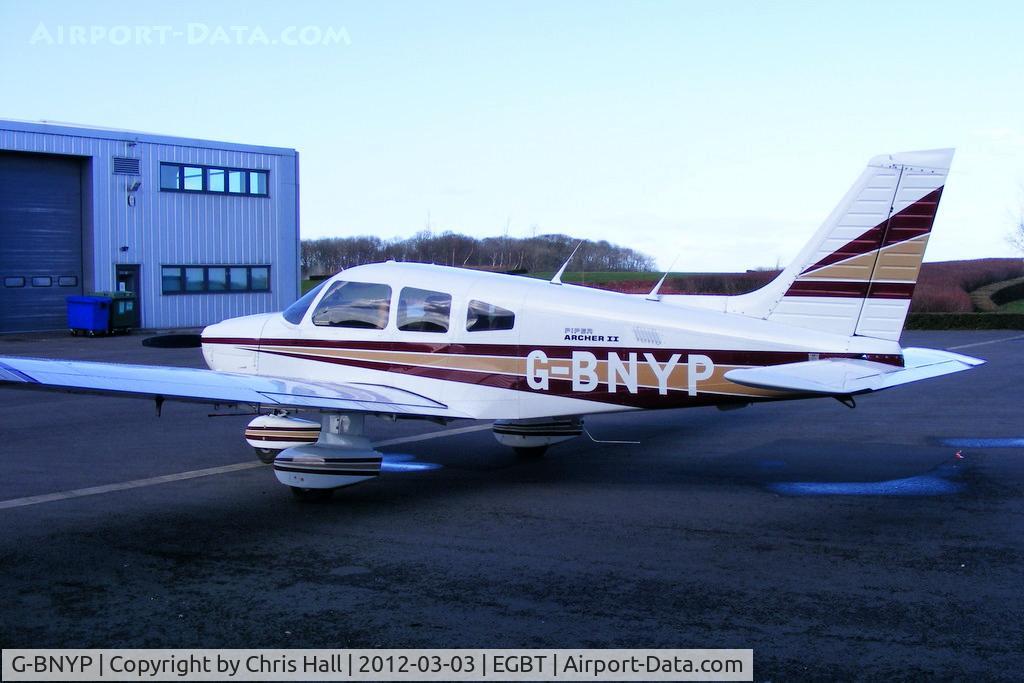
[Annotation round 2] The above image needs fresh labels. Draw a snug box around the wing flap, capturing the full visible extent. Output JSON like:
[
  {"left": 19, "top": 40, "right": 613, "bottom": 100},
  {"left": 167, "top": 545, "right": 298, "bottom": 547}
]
[
  {"left": 0, "top": 356, "right": 465, "bottom": 418},
  {"left": 724, "top": 347, "right": 984, "bottom": 395}
]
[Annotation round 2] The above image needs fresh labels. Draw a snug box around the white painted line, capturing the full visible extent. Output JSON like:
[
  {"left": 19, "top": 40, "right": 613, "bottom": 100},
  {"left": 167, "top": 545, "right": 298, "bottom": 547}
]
[
  {"left": 947, "top": 334, "right": 1024, "bottom": 351},
  {"left": 0, "top": 422, "right": 494, "bottom": 511},
  {"left": 0, "top": 462, "right": 262, "bottom": 510}
]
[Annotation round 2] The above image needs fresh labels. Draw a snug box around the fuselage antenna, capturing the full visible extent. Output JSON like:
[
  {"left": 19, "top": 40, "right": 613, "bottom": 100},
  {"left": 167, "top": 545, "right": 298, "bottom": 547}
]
[
  {"left": 550, "top": 241, "right": 584, "bottom": 285},
  {"left": 646, "top": 255, "right": 680, "bottom": 301}
]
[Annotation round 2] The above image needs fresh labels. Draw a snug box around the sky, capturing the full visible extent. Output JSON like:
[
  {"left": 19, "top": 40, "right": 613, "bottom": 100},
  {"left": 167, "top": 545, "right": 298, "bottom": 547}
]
[{"left": 1, "top": 0, "right": 1023, "bottom": 271}]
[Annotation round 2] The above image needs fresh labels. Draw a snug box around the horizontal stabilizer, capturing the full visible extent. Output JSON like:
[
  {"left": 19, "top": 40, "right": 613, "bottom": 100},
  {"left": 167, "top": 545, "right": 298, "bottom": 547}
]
[
  {"left": 0, "top": 356, "right": 467, "bottom": 418},
  {"left": 723, "top": 347, "right": 984, "bottom": 396}
]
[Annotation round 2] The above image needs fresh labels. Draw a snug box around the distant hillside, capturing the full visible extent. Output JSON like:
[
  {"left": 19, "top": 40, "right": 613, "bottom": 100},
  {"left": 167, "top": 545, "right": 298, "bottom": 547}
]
[
  {"left": 302, "top": 232, "right": 655, "bottom": 275},
  {"left": 571, "top": 259, "right": 1024, "bottom": 313}
]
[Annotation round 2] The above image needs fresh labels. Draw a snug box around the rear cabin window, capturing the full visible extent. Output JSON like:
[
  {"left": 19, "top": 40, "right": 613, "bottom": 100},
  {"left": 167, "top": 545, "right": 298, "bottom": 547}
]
[
  {"left": 398, "top": 287, "right": 452, "bottom": 333},
  {"left": 466, "top": 300, "right": 515, "bottom": 332},
  {"left": 282, "top": 281, "right": 327, "bottom": 325},
  {"left": 311, "top": 281, "right": 392, "bottom": 329}
]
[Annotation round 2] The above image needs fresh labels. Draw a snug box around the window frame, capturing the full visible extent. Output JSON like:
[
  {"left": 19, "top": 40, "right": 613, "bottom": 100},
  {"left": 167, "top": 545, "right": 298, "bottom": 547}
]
[
  {"left": 466, "top": 299, "right": 516, "bottom": 332},
  {"left": 311, "top": 280, "right": 393, "bottom": 330},
  {"left": 397, "top": 286, "right": 453, "bottom": 334},
  {"left": 158, "top": 163, "right": 270, "bottom": 198},
  {"left": 160, "top": 265, "right": 272, "bottom": 295}
]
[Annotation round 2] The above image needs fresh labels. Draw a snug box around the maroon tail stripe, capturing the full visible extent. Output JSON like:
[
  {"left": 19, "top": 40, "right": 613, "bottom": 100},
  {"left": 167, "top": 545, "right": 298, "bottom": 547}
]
[
  {"left": 801, "top": 187, "right": 943, "bottom": 274},
  {"left": 785, "top": 280, "right": 916, "bottom": 299},
  {"left": 867, "top": 282, "right": 917, "bottom": 299},
  {"left": 785, "top": 281, "right": 870, "bottom": 298}
]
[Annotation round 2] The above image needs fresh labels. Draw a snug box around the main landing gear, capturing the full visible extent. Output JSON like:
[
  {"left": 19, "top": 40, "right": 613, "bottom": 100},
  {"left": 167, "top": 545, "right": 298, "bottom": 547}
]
[
  {"left": 492, "top": 417, "right": 584, "bottom": 458},
  {"left": 245, "top": 412, "right": 383, "bottom": 501}
]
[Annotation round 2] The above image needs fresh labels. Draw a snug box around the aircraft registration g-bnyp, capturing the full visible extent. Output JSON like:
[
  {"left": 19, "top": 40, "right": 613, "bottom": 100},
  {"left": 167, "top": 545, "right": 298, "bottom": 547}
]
[{"left": 0, "top": 149, "right": 984, "bottom": 499}]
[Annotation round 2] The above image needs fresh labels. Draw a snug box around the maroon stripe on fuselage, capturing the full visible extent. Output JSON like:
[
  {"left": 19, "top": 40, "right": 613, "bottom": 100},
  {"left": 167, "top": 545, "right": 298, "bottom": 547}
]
[
  {"left": 204, "top": 336, "right": 901, "bottom": 367},
  {"left": 801, "top": 187, "right": 943, "bottom": 274},
  {"left": 252, "top": 345, "right": 903, "bottom": 409},
  {"left": 257, "top": 347, "right": 752, "bottom": 409}
]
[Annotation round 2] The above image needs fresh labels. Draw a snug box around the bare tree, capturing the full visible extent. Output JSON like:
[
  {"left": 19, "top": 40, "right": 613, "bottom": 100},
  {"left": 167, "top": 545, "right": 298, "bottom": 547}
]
[
  {"left": 301, "top": 231, "right": 655, "bottom": 274},
  {"left": 1010, "top": 216, "right": 1024, "bottom": 253}
]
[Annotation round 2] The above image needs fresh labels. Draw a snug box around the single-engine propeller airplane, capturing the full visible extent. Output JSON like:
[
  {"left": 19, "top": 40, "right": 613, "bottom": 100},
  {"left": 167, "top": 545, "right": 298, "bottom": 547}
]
[{"left": 0, "top": 149, "right": 984, "bottom": 499}]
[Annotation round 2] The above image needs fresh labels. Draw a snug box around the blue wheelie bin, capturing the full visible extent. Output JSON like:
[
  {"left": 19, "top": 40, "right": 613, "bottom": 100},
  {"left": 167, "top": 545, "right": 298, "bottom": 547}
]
[{"left": 66, "top": 296, "right": 112, "bottom": 336}]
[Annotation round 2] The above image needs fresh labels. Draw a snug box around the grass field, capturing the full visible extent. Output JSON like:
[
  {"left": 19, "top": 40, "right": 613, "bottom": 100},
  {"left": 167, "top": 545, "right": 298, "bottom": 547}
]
[{"left": 1000, "top": 299, "right": 1024, "bottom": 313}]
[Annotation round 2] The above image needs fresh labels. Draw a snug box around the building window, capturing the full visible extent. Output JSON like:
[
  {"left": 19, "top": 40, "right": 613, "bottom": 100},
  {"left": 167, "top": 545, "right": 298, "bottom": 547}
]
[
  {"left": 162, "top": 267, "right": 184, "bottom": 293},
  {"left": 228, "top": 170, "right": 246, "bottom": 194},
  {"left": 31, "top": 276, "right": 53, "bottom": 287},
  {"left": 208, "top": 168, "right": 225, "bottom": 192},
  {"left": 160, "top": 165, "right": 181, "bottom": 190},
  {"left": 58, "top": 276, "right": 78, "bottom": 287},
  {"left": 467, "top": 300, "right": 515, "bottom": 331},
  {"left": 250, "top": 266, "right": 270, "bottom": 291},
  {"left": 4, "top": 277, "right": 25, "bottom": 288},
  {"left": 398, "top": 287, "right": 451, "bottom": 333},
  {"left": 207, "top": 267, "right": 227, "bottom": 291},
  {"left": 185, "top": 267, "right": 205, "bottom": 291},
  {"left": 249, "top": 171, "right": 268, "bottom": 195},
  {"left": 161, "top": 265, "right": 271, "bottom": 294},
  {"left": 159, "top": 163, "right": 269, "bottom": 197},
  {"left": 312, "top": 281, "right": 391, "bottom": 329},
  {"left": 183, "top": 167, "right": 203, "bottom": 191},
  {"left": 228, "top": 267, "right": 249, "bottom": 290}
]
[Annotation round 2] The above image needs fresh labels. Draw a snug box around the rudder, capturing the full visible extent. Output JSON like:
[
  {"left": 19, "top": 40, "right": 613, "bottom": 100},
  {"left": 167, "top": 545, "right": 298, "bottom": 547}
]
[{"left": 743, "top": 149, "right": 952, "bottom": 340}]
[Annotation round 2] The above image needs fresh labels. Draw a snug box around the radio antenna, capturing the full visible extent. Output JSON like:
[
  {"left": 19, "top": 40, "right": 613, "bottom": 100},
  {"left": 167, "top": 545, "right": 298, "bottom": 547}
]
[
  {"left": 646, "top": 254, "right": 680, "bottom": 301},
  {"left": 550, "top": 241, "right": 583, "bottom": 285}
]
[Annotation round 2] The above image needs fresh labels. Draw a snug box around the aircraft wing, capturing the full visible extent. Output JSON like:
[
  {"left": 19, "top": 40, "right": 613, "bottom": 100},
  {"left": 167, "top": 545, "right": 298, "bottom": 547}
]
[
  {"left": 0, "top": 356, "right": 467, "bottom": 418},
  {"left": 724, "top": 347, "right": 984, "bottom": 396}
]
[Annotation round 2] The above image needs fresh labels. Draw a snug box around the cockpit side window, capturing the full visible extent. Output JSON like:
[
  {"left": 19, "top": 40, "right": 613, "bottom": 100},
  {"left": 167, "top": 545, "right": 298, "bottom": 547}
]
[
  {"left": 398, "top": 287, "right": 451, "bottom": 333},
  {"left": 311, "top": 281, "right": 392, "bottom": 329},
  {"left": 282, "top": 281, "right": 327, "bottom": 325},
  {"left": 466, "top": 300, "right": 515, "bottom": 332}
]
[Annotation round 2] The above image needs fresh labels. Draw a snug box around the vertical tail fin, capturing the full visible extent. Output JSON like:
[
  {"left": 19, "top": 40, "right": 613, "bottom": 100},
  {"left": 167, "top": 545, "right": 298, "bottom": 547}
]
[{"left": 733, "top": 149, "right": 952, "bottom": 340}]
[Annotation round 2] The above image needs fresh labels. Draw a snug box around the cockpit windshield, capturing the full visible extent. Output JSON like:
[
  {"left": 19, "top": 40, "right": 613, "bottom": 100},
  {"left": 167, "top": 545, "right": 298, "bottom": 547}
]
[{"left": 282, "top": 281, "right": 327, "bottom": 325}]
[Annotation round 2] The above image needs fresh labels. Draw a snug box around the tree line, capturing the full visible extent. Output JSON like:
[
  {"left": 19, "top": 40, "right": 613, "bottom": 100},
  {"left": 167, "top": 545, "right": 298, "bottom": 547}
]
[{"left": 301, "top": 231, "right": 656, "bottom": 275}]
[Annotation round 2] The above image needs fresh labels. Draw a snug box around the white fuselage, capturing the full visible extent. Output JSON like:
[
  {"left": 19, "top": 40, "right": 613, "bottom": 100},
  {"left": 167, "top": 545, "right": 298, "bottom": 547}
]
[{"left": 201, "top": 262, "right": 903, "bottom": 420}]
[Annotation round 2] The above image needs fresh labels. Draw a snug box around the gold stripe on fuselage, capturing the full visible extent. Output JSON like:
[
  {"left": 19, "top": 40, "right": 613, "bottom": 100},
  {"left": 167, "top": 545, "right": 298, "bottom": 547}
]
[{"left": 258, "top": 345, "right": 785, "bottom": 399}]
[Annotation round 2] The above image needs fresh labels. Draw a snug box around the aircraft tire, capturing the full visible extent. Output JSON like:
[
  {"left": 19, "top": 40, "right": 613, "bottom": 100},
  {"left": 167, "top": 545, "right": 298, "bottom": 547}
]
[
  {"left": 289, "top": 486, "right": 334, "bottom": 502},
  {"left": 513, "top": 446, "right": 548, "bottom": 458},
  {"left": 254, "top": 447, "right": 280, "bottom": 464}
]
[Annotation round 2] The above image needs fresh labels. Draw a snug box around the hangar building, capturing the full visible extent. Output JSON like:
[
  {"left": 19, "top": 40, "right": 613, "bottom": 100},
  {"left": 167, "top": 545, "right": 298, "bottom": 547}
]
[{"left": 0, "top": 119, "right": 299, "bottom": 334}]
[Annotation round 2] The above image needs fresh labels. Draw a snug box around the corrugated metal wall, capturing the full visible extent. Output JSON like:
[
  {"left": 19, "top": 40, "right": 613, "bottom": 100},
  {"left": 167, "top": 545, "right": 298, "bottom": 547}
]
[
  {"left": 0, "top": 122, "right": 299, "bottom": 329},
  {"left": 0, "top": 152, "right": 84, "bottom": 333}
]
